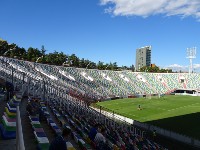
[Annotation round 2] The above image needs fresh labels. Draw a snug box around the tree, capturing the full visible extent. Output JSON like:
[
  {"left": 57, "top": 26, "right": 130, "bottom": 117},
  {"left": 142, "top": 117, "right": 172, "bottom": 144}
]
[
  {"left": 111, "top": 62, "right": 118, "bottom": 70},
  {"left": 1, "top": 39, "right": 141, "bottom": 71},
  {"left": 44, "top": 51, "right": 67, "bottom": 66},
  {"left": 68, "top": 54, "right": 79, "bottom": 67},
  {"left": 0, "top": 39, "right": 9, "bottom": 55},
  {"left": 131, "top": 65, "right": 135, "bottom": 72},
  {"left": 90, "top": 62, "right": 97, "bottom": 69},
  {"left": 9, "top": 46, "right": 26, "bottom": 59},
  {"left": 140, "top": 65, "right": 172, "bottom": 73},
  {"left": 79, "top": 58, "right": 86, "bottom": 68},
  {"left": 97, "top": 61, "right": 104, "bottom": 70},
  {"left": 160, "top": 69, "right": 166, "bottom": 73},
  {"left": 41, "top": 45, "right": 46, "bottom": 55},
  {"left": 121, "top": 65, "right": 129, "bottom": 71},
  {"left": 27, "top": 47, "right": 42, "bottom": 61}
]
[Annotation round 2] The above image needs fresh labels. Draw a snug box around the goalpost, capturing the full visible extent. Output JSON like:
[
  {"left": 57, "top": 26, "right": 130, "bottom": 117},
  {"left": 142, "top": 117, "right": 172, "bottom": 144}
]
[
  {"left": 146, "top": 93, "right": 164, "bottom": 99},
  {"left": 145, "top": 93, "right": 165, "bottom": 99},
  {"left": 158, "top": 93, "right": 161, "bottom": 99},
  {"left": 146, "top": 94, "right": 151, "bottom": 99},
  {"left": 158, "top": 93, "right": 165, "bottom": 99}
]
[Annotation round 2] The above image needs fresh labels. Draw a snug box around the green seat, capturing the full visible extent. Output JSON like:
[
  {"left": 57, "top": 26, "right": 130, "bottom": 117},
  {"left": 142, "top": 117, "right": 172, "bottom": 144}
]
[
  {"left": 38, "top": 143, "right": 50, "bottom": 150},
  {"left": 1, "top": 119, "right": 16, "bottom": 131},
  {"left": 32, "top": 124, "right": 42, "bottom": 128}
]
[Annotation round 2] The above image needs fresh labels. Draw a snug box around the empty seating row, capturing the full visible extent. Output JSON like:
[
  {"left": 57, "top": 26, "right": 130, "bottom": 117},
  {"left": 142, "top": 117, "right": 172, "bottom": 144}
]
[
  {"left": 39, "top": 99, "right": 76, "bottom": 150},
  {"left": 49, "top": 100, "right": 91, "bottom": 150},
  {"left": 27, "top": 98, "right": 50, "bottom": 150}
]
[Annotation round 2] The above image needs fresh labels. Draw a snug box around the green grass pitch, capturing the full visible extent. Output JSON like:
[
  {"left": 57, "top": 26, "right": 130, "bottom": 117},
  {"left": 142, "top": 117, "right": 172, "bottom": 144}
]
[{"left": 96, "top": 95, "right": 200, "bottom": 140}]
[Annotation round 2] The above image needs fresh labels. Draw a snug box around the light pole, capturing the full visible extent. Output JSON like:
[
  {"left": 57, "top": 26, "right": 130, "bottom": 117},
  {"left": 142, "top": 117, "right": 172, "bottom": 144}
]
[
  {"left": 3, "top": 46, "right": 16, "bottom": 56},
  {"left": 68, "top": 60, "right": 73, "bottom": 67},
  {"left": 86, "top": 62, "right": 91, "bottom": 70},
  {"left": 186, "top": 47, "right": 196, "bottom": 74},
  {"left": 34, "top": 56, "right": 43, "bottom": 69},
  {"left": 62, "top": 61, "right": 68, "bottom": 67},
  {"left": 36, "top": 56, "right": 43, "bottom": 63},
  {"left": 3, "top": 47, "right": 16, "bottom": 94},
  {"left": 105, "top": 64, "right": 109, "bottom": 70},
  {"left": 4, "top": 46, "right": 16, "bottom": 67}
]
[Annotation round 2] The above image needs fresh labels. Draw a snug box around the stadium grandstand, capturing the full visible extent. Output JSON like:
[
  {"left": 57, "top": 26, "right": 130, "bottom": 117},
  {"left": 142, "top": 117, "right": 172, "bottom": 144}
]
[{"left": 0, "top": 56, "right": 200, "bottom": 150}]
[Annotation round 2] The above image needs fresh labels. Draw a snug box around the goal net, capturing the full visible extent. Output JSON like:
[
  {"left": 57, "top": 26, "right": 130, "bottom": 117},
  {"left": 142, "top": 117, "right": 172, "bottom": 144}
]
[{"left": 146, "top": 94, "right": 151, "bottom": 99}]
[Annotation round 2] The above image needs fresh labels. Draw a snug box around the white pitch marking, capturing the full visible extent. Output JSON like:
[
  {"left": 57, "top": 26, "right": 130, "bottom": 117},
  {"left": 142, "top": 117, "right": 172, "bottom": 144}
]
[{"left": 167, "top": 103, "right": 199, "bottom": 112}]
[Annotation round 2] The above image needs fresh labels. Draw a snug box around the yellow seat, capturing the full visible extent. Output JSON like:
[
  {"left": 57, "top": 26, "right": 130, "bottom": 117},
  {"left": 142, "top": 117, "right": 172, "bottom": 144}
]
[
  {"left": 67, "top": 148, "right": 76, "bottom": 150},
  {"left": 5, "top": 107, "right": 16, "bottom": 116},
  {"left": 113, "top": 144, "right": 120, "bottom": 150},
  {"left": 85, "top": 137, "right": 91, "bottom": 143},
  {"left": 66, "top": 142, "right": 76, "bottom": 150}
]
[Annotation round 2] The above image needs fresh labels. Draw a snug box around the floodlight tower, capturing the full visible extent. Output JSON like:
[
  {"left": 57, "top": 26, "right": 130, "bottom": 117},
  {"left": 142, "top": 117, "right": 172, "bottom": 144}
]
[{"left": 186, "top": 47, "right": 196, "bottom": 73}]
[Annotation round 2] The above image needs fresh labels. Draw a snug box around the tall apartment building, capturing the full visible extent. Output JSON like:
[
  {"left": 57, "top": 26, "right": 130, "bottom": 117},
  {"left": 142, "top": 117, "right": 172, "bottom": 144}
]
[{"left": 135, "top": 46, "right": 151, "bottom": 71}]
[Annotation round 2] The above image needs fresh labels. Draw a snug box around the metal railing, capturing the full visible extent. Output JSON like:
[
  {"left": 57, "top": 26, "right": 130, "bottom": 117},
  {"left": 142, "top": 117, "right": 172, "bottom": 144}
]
[{"left": 16, "top": 106, "right": 25, "bottom": 150}]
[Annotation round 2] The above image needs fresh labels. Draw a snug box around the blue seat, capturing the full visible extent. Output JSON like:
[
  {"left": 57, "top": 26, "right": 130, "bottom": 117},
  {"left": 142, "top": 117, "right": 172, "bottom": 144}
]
[
  {"left": 0, "top": 124, "right": 16, "bottom": 139},
  {"left": 30, "top": 117, "right": 39, "bottom": 122},
  {"left": 35, "top": 131, "right": 47, "bottom": 137}
]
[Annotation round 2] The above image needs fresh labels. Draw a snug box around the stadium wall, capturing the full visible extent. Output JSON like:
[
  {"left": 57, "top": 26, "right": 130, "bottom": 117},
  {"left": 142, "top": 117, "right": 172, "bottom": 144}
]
[{"left": 174, "top": 89, "right": 200, "bottom": 96}]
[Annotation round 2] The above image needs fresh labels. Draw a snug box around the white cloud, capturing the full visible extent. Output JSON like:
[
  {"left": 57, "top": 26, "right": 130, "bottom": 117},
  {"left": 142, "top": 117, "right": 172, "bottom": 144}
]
[
  {"left": 165, "top": 64, "right": 187, "bottom": 71},
  {"left": 167, "top": 64, "right": 185, "bottom": 68},
  {"left": 193, "top": 64, "right": 200, "bottom": 69},
  {"left": 165, "top": 64, "right": 200, "bottom": 72},
  {"left": 100, "top": 0, "right": 200, "bottom": 19}
]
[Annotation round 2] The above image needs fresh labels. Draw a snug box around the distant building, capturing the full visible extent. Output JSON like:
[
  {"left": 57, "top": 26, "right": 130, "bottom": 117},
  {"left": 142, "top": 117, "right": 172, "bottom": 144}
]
[
  {"left": 135, "top": 46, "right": 151, "bottom": 71},
  {"left": 151, "top": 64, "right": 156, "bottom": 68}
]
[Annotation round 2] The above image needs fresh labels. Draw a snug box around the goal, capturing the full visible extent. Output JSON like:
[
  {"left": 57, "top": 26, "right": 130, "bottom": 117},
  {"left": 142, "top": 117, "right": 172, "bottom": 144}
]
[{"left": 146, "top": 94, "right": 151, "bottom": 99}]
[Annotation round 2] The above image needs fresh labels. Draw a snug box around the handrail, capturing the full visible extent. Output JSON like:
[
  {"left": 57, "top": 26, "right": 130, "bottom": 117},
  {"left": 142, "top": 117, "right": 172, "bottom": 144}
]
[{"left": 16, "top": 106, "right": 25, "bottom": 150}]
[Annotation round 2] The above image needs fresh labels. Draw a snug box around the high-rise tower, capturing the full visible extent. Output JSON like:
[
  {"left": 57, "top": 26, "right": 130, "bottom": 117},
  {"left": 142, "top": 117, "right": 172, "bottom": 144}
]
[{"left": 135, "top": 46, "right": 151, "bottom": 71}]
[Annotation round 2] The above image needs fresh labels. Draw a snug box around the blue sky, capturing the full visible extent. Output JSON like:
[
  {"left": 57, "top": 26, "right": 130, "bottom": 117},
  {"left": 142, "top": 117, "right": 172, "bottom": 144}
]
[{"left": 1, "top": 0, "right": 200, "bottom": 71}]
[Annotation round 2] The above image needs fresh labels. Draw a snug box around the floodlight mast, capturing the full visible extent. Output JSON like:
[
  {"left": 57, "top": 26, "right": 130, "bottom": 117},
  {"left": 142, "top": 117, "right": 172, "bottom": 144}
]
[{"left": 186, "top": 47, "right": 196, "bottom": 74}]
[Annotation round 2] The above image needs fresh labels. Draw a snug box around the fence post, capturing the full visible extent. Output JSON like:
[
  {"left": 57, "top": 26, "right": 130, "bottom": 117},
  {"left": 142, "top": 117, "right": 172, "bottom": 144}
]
[
  {"left": 43, "top": 80, "right": 45, "bottom": 100},
  {"left": 22, "top": 72, "right": 25, "bottom": 84},
  {"left": 12, "top": 66, "right": 14, "bottom": 85},
  {"left": 100, "top": 106, "right": 102, "bottom": 114}
]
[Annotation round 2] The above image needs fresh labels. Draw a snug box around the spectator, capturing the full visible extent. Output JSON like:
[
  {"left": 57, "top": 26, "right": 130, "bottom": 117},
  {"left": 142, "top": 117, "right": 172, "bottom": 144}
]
[
  {"left": 138, "top": 104, "right": 142, "bottom": 110},
  {"left": 49, "top": 128, "right": 71, "bottom": 150},
  {"left": 152, "top": 130, "right": 157, "bottom": 141},
  {"left": 94, "top": 127, "right": 106, "bottom": 150},
  {"left": 89, "top": 123, "right": 99, "bottom": 141}
]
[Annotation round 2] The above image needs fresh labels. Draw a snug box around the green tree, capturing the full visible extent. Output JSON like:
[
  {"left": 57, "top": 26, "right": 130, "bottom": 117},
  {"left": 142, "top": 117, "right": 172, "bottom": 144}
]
[
  {"left": 79, "top": 58, "right": 86, "bottom": 68},
  {"left": 9, "top": 46, "right": 26, "bottom": 59},
  {"left": 111, "top": 62, "right": 118, "bottom": 70},
  {"left": 0, "top": 39, "right": 9, "bottom": 55},
  {"left": 45, "top": 51, "right": 67, "bottom": 66},
  {"left": 41, "top": 45, "right": 46, "bottom": 55},
  {"left": 1, "top": 39, "right": 142, "bottom": 71},
  {"left": 27, "top": 47, "right": 42, "bottom": 61},
  {"left": 97, "top": 61, "right": 104, "bottom": 70},
  {"left": 68, "top": 54, "right": 79, "bottom": 67}
]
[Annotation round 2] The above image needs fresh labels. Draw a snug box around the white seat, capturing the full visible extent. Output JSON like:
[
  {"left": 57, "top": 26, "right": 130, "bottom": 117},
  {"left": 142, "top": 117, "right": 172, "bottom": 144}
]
[
  {"left": 34, "top": 131, "right": 49, "bottom": 143},
  {"left": 3, "top": 115, "right": 16, "bottom": 126}
]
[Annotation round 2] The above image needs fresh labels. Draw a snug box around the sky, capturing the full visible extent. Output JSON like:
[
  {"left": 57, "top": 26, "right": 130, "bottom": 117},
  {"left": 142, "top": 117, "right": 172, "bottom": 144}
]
[{"left": 1, "top": 0, "right": 200, "bottom": 72}]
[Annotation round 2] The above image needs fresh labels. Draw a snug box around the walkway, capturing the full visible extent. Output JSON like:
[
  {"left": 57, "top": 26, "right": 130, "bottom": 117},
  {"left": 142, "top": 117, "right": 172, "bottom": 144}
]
[{"left": 20, "top": 97, "right": 37, "bottom": 150}]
